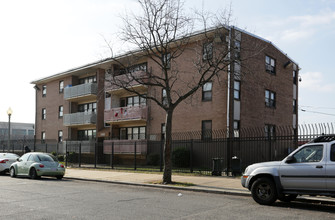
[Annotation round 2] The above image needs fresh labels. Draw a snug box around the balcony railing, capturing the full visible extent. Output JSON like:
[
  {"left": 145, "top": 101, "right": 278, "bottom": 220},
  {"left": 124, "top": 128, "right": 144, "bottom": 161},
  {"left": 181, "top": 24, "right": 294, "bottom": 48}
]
[
  {"left": 103, "top": 139, "right": 147, "bottom": 154},
  {"left": 64, "top": 83, "right": 97, "bottom": 100},
  {"left": 105, "top": 106, "right": 148, "bottom": 123},
  {"left": 105, "top": 71, "right": 148, "bottom": 92},
  {"left": 63, "top": 112, "right": 97, "bottom": 126}
]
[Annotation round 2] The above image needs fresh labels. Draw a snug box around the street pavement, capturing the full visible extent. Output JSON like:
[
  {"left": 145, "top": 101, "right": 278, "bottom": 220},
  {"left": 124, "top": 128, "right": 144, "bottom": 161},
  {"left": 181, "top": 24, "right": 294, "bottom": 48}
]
[{"left": 64, "top": 168, "right": 335, "bottom": 204}]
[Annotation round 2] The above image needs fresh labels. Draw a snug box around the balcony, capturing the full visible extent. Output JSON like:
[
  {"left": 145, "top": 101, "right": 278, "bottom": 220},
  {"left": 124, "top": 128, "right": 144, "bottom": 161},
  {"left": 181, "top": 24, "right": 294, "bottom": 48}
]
[
  {"left": 103, "top": 139, "right": 147, "bottom": 154},
  {"left": 105, "top": 106, "right": 148, "bottom": 123},
  {"left": 105, "top": 71, "right": 148, "bottom": 95},
  {"left": 64, "top": 83, "right": 97, "bottom": 101},
  {"left": 63, "top": 112, "right": 97, "bottom": 127}
]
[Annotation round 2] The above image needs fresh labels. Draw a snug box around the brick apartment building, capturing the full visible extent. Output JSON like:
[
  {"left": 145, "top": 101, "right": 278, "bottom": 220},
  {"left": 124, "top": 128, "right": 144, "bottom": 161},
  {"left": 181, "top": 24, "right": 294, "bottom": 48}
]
[{"left": 31, "top": 27, "right": 299, "bottom": 154}]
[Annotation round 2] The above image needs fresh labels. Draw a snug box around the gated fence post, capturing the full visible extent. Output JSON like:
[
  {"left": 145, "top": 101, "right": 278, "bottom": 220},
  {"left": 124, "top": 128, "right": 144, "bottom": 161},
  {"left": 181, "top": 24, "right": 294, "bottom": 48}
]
[
  {"left": 111, "top": 142, "right": 114, "bottom": 169},
  {"left": 134, "top": 141, "right": 137, "bottom": 170},
  {"left": 268, "top": 133, "right": 272, "bottom": 161},
  {"left": 190, "top": 139, "right": 193, "bottom": 173},
  {"left": 79, "top": 143, "right": 82, "bottom": 168},
  {"left": 45, "top": 144, "right": 48, "bottom": 153},
  {"left": 160, "top": 140, "right": 163, "bottom": 172},
  {"left": 94, "top": 142, "right": 97, "bottom": 168},
  {"left": 65, "top": 141, "right": 68, "bottom": 168}
]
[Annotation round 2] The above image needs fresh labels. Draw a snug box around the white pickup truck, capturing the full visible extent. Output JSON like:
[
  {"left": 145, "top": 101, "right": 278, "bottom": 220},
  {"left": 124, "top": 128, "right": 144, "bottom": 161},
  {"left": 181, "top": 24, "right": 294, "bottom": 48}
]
[{"left": 241, "top": 135, "right": 335, "bottom": 205}]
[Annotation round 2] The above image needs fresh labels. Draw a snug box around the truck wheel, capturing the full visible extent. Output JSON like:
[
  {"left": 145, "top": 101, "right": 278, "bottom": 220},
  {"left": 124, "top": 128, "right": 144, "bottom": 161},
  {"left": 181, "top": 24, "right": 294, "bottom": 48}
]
[
  {"left": 278, "top": 194, "right": 297, "bottom": 202},
  {"left": 251, "top": 177, "right": 277, "bottom": 205}
]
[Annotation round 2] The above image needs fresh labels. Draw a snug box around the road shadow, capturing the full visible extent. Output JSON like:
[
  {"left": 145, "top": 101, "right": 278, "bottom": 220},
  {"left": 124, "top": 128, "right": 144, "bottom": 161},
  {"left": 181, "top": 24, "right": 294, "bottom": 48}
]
[{"left": 273, "top": 200, "right": 335, "bottom": 213}]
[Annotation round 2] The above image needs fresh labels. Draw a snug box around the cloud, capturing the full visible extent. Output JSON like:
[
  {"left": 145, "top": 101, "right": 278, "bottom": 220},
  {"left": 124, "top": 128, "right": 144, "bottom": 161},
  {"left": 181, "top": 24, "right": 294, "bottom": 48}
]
[
  {"left": 300, "top": 71, "right": 335, "bottom": 93},
  {"left": 262, "top": 10, "right": 335, "bottom": 43}
]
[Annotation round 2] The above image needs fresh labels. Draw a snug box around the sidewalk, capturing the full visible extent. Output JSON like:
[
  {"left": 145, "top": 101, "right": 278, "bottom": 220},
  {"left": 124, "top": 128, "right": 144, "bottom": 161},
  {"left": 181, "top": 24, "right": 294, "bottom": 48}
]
[
  {"left": 64, "top": 168, "right": 335, "bottom": 204},
  {"left": 64, "top": 168, "right": 249, "bottom": 196}
]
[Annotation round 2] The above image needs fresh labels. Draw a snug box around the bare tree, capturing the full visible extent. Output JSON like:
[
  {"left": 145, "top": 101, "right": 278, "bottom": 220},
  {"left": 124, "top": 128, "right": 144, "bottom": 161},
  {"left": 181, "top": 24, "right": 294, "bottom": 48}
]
[{"left": 105, "top": 0, "right": 240, "bottom": 183}]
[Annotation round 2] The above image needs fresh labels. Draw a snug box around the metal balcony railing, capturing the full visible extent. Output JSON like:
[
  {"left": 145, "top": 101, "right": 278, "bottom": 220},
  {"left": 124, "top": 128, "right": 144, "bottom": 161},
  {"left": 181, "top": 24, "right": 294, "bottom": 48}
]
[
  {"left": 63, "top": 112, "right": 97, "bottom": 126},
  {"left": 64, "top": 83, "right": 97, "bottom": 100},
  {"left": 105, "top": 71, "right": 148, "bottom": 92},
  {"left": 104, "top": 106, "right": 148, "bottom": 123}
]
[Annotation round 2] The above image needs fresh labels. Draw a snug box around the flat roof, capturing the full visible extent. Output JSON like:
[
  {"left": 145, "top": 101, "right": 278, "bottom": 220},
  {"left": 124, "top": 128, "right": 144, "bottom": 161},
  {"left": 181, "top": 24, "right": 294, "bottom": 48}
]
[{"left": 31, "top": 26, "right": 298, "bottom": 84}]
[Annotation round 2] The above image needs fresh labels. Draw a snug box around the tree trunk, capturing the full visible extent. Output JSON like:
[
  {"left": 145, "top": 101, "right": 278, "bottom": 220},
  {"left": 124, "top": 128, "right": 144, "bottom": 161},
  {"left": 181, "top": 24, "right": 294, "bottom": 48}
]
[{"left": 163, "top": 109, "right": 173, "bottom": 184}]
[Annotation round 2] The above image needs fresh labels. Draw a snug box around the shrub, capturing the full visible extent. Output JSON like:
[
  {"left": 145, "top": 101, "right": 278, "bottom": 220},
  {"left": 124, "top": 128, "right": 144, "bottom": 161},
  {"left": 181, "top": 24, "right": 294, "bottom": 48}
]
[
  {"left": 147, "top": 154, "right": 160, "bottom": 166},
  {"left": 66, "top": 152, "right": 78, "bottom": 163},
  {"left": 57, "top": 155, "right": 65, "bottom": 162},
  {"left": 172, "top": 147, "right": 190, "bottom": 168}
]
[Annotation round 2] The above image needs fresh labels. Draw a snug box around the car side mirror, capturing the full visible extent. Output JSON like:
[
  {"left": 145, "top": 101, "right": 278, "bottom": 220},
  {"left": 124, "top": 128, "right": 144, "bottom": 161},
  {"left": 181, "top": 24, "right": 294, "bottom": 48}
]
[{"left": 286, "top": 155, "right": 296, "bottom": 164}]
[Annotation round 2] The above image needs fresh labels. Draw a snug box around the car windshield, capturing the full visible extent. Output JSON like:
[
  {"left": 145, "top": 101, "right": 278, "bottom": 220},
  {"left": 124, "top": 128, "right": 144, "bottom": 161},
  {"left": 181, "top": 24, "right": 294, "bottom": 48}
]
[{"left": 36, "top": 154, "right": 58, "bottom": 162}]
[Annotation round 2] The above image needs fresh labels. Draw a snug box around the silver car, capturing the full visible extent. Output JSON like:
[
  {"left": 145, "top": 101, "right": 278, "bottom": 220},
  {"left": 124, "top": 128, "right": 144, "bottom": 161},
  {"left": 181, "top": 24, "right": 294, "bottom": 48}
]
[
  {"left": 0, "top": 153, "right": 19, "bottom": 174},
  {"left": 9, "top": 152, "right": 65, "bottom": 179}
]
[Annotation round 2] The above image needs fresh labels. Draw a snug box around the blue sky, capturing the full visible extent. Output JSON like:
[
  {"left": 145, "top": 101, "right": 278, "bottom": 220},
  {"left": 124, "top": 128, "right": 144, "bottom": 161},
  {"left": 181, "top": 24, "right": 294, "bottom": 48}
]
[{"left": 0, "top": 0, "right": 334, "bottom": 125}]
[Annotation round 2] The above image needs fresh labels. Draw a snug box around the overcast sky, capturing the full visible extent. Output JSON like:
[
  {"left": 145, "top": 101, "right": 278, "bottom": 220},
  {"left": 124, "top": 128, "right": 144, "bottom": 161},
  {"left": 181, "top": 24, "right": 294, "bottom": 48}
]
[{"left": 0, "top": 0, "right": 334, "bottom": 126}]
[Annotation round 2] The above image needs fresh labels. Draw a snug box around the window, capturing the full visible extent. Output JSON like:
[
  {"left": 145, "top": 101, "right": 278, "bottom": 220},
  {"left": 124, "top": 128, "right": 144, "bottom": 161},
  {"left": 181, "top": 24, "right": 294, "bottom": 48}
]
[
  {"left": 331, "top": 144, "right": 335, "bottom": 162},
  {"left": 202, "top": 120, "right": 212, "bottom": 140},
  {"left": 293, "top": 100, "right": 297, "bottom": 114},
  {"left": 234, "top": 120, "right": 240, "bottom": 137},
  {"left": 234, "top": 41, "right": 241, "bottom": 59},
  {"left": 126, "top": 95, "right": 146, "bottom": 107},
  {"left": 203, "top": 42, "right": 213, "bottom": 60},
  {"left": 234, "top": 81, "right": 240, "bottom": 100},
  {"left": 162, "top": 89, "right": 168, "bottom": 106},
  {"left": 292, "top": 145, "right": 323, "bottom": 163},
  {"left": 58, "top": 130, "right": 63, "bottom": 143},
  {"left": 79, "top": 75, "right": 97, "bottom": 84},
  {"left": 59, "top": 106, "right": 63, "bottom": 118},
  {"left": 42, "top": 85, "right": 47, "bottom": 97},
  {"left": 42, "top": 108, "right": 46, "bottom": 120},
  {"left": 265, "top": 124, "right": 276, "bottom": 139},
  {"left": 293, "top": 70, "right": 297, "bottom": 84},
  {"left": 121, "top": 126, "right": 146, "bottom": 140},
  {"left": 162, "top": 53, "right": 171, "bottom": 69},
  {"left": 265, "top": 90, "right": 276, "bottom": 108},
  {"left": 59, "top": 81, "right": 64, "bottom": 93},
  {"left": 128, "top": 63, "right": 147, "bottom": 73},
  {"left": 78, "top": 102, "right": 96, "bottom": 113},
  {"left": 265, "top": 55, "right": 276, "bottom": 74},
  {"left": 77, "top": 129, "right": 96, "bottom": 140},
  {"left": 41, "top": 131, "right": 46, "bottom": 142},
  {"left": 202, "top": 82, "right": 212, "bottom": 101},
  {"left": 161, "top": 123, "right": 166, "bottom": 140}
]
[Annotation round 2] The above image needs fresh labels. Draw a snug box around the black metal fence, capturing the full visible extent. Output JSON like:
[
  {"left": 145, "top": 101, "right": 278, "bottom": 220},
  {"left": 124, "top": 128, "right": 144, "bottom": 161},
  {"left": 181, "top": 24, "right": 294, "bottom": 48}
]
[{"left": 1, "top": 123, "right": 334, "bottom": 176}]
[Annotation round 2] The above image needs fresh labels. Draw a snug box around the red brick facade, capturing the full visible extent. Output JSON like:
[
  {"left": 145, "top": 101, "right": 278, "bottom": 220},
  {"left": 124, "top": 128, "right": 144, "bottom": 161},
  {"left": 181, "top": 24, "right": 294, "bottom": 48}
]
[{"left": 32, "top": 28, "right": 298, "bottom": 143}]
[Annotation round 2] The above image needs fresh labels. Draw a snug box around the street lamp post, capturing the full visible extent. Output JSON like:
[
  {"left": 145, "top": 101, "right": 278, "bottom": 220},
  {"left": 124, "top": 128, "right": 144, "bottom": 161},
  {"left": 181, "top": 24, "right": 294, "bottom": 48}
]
[{"left": 7, "top": 107, "right": 12, "bottom": 152}]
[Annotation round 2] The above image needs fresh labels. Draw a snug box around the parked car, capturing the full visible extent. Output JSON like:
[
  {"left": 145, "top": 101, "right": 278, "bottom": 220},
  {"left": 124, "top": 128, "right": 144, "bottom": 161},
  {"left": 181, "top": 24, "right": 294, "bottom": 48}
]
[
  {"left": 241, "top": 135, "right": 335, "bottom": 205},
  {"left": 9, "top": 152, "right": 65, "bottom": 179},
  {"left": 0, "top": 153, "right": 20, "bottom": 174}
]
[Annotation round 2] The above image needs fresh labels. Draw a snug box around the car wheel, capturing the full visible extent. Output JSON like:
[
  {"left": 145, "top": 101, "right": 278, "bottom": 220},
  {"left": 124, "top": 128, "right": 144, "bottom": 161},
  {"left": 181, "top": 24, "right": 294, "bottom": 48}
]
[
  {"left": 10, "top": 167, "right": 16, "bottom": 178},
  {"left": 29, "top": 168, "right": 39, "bottom": 179},
  {"left": 278, "top": 194, "right": 298, "bottom": 202},
  {"left": 251, "top": 177, "right": 277, "bottom": 205},
  {"left": 56, "top": 175, "right": 63, "bottom": 180}
]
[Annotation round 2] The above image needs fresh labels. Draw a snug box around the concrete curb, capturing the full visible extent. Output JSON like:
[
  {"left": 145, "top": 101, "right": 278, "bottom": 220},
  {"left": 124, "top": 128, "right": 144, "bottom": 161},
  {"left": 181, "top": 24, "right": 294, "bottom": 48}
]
[
  {"left": 64, "top": 177, "right": 250, "bottom": 197},
  {"left": 64, "top": 177, "right": 335, "bottom": 205}
]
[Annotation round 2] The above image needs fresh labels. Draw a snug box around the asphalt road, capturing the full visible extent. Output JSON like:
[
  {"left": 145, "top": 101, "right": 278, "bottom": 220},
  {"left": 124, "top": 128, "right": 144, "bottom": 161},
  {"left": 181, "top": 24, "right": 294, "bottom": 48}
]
[{"left": 0, "top": 175, "right": 334, "bottom": 220}]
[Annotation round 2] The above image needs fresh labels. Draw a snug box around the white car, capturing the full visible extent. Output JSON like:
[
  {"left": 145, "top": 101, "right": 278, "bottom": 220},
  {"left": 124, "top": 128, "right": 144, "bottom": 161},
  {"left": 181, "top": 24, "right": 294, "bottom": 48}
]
[
  {"left": 241, "top": 135, "right": 335, "bottom": 205},
  {"left": 10, "top": 152, "right": 65, "bottom": 179},
  {"left": 0, "top": 153, "right": 20, "bottom": 174}
]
